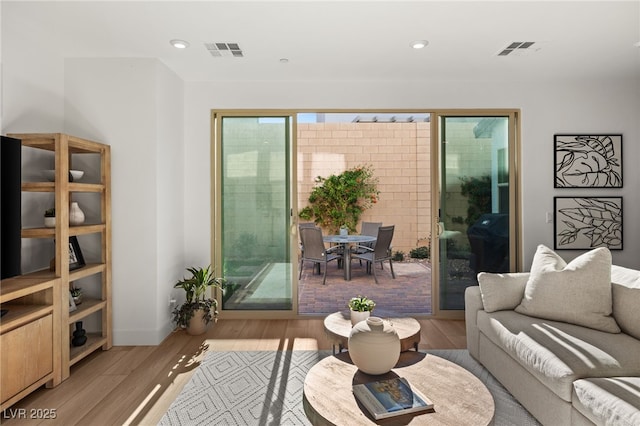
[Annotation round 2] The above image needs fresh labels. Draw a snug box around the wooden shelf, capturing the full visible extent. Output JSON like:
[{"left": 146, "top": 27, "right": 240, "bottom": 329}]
[
  {"left": 70, "top": 263, "right": 106, "bottom": 281},
  {"left": 0, "top": 305, "right": 54, "bottom": 334},
  {"left": 69, "top": 333, "right": 108, "bottom": 366},
  {"left": 22, "top": 182, "right": 105, "bottom": 193},
  {"left": 21, "top": 223, "right": 106, "bottom": 238},
  {"left": 69, "top": 298, "right": 107, "bottom": 324},
  {"left": 0, "top": 275, "right": 57, "bottom": 303}
]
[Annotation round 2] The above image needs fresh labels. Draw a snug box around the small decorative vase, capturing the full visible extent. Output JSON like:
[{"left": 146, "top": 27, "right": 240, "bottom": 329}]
[
  {"left": 69, "top": 202, "right": 85, "bottom": 226},
  {"left": 187, "top": 309, "right": 211, "bottom": 336},
  {"left": 71, "top": 321, "right": 87, "bottom": 347},
  {"left": 348, "top": 317, "right": 401, "bottom": 375},
  {"left": 44, "top": 216, "right": 56, "bottom": 228},
  {"left": 73, "top": 294, "right": 83, "bottom": 305},
  {"left": 350, "top": 309, "right": 370, "bottom": 326},
  {"left": 340, "top": 227, "right": 348, "bottom": 236}
]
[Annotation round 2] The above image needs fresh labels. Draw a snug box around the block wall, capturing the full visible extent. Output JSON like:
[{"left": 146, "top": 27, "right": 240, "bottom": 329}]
[{"left": 297, "top": 122, "right": 432, "bottom": 254}]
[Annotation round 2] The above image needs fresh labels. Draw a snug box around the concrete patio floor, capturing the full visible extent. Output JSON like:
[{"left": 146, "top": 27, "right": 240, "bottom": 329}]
[{"left": 297, "top": 259, "right": 432, "bottom": 316}]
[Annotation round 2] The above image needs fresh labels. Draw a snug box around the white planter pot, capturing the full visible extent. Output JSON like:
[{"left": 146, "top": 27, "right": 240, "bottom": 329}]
[
  {"left": 187, "top": 308, "right": 211, "bottom": 336},
  {"left": 350, "top": 310, "right": 370, "bottom": 326},
  {"left": 44, "top": 217, "right": 56, "bottom": 228},
  {"left": 348, "top": 317, "right": 401, "bottom": 375}
]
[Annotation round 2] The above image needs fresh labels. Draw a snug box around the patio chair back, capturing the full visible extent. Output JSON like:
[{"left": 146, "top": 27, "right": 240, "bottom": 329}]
[
  {"left": 299, "top": 226, "right": 340, "bottom": 285},
  {"left": 373, "top": 225, "right": 395, "bottom": 259},
  {"left": 360, "top": 221, "right": 382, "bottom": 237}
]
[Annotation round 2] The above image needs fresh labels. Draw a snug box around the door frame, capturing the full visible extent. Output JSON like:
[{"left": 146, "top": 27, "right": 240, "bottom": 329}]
[
  {"left": 212, "top": 110, "right": 299, "bottom": 319},
  {"left": 430, "top": 109, "right": 522, "bottom": 319},
  {"left": 211, "top": 109, "right": 522, "bottom": 320}
]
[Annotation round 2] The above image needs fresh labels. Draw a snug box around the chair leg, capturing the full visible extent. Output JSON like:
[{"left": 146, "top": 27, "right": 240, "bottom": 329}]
[
  {"left": 322, "top": 261, "right": 327, "bottom": 285},
  {"left": 389, "top": 259, "right": 395, "bottom": 279},
  {"left": 299, "top": 258, "right": 304, "bottom": 279},
  {"left": 371, "top": 261, "right": 379, "bottom": 284}
]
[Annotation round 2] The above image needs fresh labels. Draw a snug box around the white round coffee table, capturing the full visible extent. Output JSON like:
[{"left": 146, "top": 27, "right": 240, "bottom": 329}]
[
  {"left": 303, "top": 351, "right": 495, "bottom": 425},
  {"left": 324, "top": 311, "right": 421, "bottom": 354}
]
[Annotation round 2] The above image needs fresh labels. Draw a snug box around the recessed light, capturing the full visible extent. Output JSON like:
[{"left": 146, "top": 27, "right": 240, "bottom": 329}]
[
  {"left": 279, "top": 58, "right": 289, "bottom": 63},
  {"left": 410, "top": 40, "right": 429, "bottom": 49},
  {"left": 170, "top": 39, "right": 190, "bottom": 49}
]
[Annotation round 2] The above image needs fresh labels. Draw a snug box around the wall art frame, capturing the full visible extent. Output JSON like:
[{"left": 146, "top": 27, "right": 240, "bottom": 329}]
[
  {"left": 554, "top": 197, "right": 622, "bottom": 250},
  {"left": 554, "top": 134, "right": 622, "bottom": 188},
  {"left": 69, "top": 236, "right": 86, "bottom": 270}
]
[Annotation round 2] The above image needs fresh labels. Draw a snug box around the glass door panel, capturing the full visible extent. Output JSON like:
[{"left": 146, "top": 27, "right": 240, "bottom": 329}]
[
  {"left": 438, "top": 116, "right": 511, "bottom": 311},
  {"left": 219, "top": 116, "right": 293, "bottom": 311}
]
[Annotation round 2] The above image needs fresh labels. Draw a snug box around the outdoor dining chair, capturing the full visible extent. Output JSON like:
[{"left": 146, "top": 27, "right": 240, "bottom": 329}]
[
  {"left": 351, "top": 225, "right": 396, "bottom": 284},
  {"left": 299, "top": 226, "right": 341, "bottom": 285}
]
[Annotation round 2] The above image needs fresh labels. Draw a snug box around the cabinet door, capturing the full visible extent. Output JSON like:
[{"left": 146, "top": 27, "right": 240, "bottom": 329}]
[{"left": 0, "top": 315, "right": 53, "bottom": 403}]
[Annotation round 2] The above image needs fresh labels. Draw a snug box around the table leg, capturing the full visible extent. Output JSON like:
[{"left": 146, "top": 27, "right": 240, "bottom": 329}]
[{"left": 344, "top": 244, "right": 351, "bottom": 280}]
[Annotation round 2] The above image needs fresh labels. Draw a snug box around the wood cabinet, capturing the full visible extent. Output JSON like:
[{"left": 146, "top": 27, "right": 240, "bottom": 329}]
[{"left": 0, "top": 133, "right": 112, "bottom": 408}]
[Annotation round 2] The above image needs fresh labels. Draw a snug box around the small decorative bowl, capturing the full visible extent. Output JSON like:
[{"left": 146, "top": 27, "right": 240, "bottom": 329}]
[{"left": 42, "top": 170, "right": 84, "bottom": 182}]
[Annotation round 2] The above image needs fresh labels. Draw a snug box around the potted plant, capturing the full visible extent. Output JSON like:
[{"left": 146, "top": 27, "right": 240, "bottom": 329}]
[
  {"left": 348, "top": 295, "right": 376, "bottom": 326},
  {"left": 44, "top": 208, "right": 56, "bottom": 228},
  {"left": 172, "top": 265, "right": 224, "bottom": 335},
  {"left": 70, "top": 286, "right": 82, "bottom": 305}
]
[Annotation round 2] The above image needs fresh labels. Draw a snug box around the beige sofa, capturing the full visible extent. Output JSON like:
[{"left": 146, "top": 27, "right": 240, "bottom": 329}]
[{"left": 465, "top": 245, "right": 640, "bottom": 425}]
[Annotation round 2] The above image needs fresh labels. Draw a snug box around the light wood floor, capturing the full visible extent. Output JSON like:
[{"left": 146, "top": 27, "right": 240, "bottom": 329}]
[{"left": 3, "top": 318, "right": 466, "bottom": 425}]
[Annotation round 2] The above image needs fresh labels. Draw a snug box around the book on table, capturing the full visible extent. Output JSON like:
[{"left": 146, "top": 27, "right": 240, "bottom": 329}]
[{"left": 352, "top": 377, "right": 434, "bottom": 420}]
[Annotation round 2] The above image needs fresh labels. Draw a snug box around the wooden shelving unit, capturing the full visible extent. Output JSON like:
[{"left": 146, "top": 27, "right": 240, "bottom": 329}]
[{"left": 1, "top": 133, "right": 112, "bottom": 408}]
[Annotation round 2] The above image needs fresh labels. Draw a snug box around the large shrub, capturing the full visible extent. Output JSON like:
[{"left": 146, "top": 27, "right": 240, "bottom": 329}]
[{"left": 299, "top": 165, "right": 379, "bottom": 233}]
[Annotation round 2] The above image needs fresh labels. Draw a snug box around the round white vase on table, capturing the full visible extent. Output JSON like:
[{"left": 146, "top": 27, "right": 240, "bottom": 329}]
[
  {"left": 348, "top": 316, "right": 401, "bottom": 375},
  {"left": 69, "top": 202, "right": 85, "bottom": 226}
]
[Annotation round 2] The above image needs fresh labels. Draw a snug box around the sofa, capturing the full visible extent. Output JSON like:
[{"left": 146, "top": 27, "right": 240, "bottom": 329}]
[{"left": 465, "top": 245, "right": 640, "bottom": 426}]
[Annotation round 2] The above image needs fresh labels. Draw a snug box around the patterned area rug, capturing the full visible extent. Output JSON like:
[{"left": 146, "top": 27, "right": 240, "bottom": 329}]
[{"left": 159, "top": 349, "right": 540, "bottom": 425}]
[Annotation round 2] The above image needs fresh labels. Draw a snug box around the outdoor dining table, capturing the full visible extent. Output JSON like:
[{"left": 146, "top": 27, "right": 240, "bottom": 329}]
[{"left": 323, "top": 235, "right": 376, "bottom": 281}]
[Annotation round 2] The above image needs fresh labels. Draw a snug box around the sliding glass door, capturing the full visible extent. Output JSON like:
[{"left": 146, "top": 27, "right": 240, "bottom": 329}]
[
  {"left": 435, "top": 114, "right": 517, "bottom": 313},
  {"left": 214, "top": 114, "right": 294, "bottom": 313}
]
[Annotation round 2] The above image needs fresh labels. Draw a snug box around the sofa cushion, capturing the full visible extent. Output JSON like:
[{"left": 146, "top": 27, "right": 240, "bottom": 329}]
[
  {"left": 611, "top": 265, "right": 640, "bottom": 340},
  {"left": 477, "top": 310, "right": 640, "bottom": 401},
  {"left": 515, "top": 245, "right": 620, "bottom": 333},
  {"left": 478, "top": 272, "right": 528, "bottom": 312},
  {"left": 573, "top": 377, "right": 640, "bottom": 426}
]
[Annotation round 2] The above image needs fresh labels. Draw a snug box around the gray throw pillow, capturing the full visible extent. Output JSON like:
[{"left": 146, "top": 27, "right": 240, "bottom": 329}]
[{"left": 515, "top": 245, "right": 620, "bottom": 333}]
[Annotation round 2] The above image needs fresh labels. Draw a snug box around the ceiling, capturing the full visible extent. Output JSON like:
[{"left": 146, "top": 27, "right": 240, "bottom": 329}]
[{"left": 3, "top": 1, "right": 640, "bottom": 83}]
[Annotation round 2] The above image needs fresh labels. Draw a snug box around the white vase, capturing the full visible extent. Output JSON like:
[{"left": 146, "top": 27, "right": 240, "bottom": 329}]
[
  {"left": 350, "top": 309, "right": 370, "bottom": 326},
  {"left": 348, "top": 316, "right": 401, "bottom": 375},
  {"left": 44, "top": 217, "right": 56, "bottom": 228},
  {"left": 69, "top": 202, "right": 85, "bottom": 226}
]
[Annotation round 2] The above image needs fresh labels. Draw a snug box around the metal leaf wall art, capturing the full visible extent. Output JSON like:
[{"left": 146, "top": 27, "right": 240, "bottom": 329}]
[
  {"left": 554, "top": 197, "right": 622, "bottom": 250},
  {"left": 554, "top": 135, "right": 622, "bottom": 188}
]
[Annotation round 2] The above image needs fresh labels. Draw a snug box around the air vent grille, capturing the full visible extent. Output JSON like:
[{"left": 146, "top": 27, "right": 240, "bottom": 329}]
[
  {"left": 205, "top": 42, "right": 244, "bottom": 58},
  {"left": 497, "top": 41, "right": 537, "bottom": 56}
]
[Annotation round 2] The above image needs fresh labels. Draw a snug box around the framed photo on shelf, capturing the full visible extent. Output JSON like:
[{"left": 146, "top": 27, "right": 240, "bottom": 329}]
[
  {"left": 69, "top": 236, "right": 86, "bottom": 270},
  {"left": 554, "top": 197, "right": 623, "bottom": 250},
  {"left": 554, "top": 134, "right": 622, "bottom": 188}
]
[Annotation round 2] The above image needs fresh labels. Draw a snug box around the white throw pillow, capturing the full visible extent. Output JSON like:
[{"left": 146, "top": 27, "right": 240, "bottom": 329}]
[
  {"left": 515, "top": 245, "right": 620, "bottom": 333},
  {"left": 478, "top": 272, "right": 529, "bottom": 313},
  {"left": 611, "top": 265, "right": 640, "bottom": 340}
]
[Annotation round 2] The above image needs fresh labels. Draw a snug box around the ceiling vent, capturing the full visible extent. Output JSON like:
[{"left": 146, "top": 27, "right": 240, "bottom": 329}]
[
  {"left": 497, "top": 41, "right": 538, "bottom": 56},
  {"left": 205, "top": 42, "right": 243, "bottom": 58}
]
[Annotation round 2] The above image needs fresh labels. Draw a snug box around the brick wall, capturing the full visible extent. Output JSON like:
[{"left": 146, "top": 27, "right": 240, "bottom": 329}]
[{"left": 297, "top": 122, "right": 431, "bottom": 255}]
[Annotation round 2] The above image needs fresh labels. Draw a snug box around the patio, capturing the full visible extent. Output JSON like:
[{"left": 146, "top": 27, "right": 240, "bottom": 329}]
[{"left": 297, "top": 259, "right": 432, "bottom": 316}]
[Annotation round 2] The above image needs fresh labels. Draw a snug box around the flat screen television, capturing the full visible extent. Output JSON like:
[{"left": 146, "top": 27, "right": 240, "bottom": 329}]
[{"left": 1, "top": 135, "right": 22, "bottom": 280}]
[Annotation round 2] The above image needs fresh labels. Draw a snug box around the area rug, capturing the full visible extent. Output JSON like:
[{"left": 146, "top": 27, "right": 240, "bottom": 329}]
[{"left": 159, "top": 349, "right": 540, "bottom": 425}]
